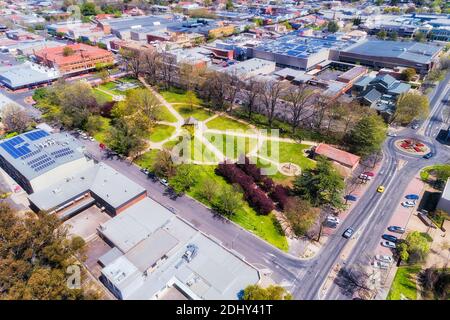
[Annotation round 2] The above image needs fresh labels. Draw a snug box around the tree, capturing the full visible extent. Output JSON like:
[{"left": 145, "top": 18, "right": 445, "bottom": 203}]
[
  {"left": 80, "top": 2, "right": 97, "bottom": 16},
  {"left": 62, "top": 46, "right": 74, "bottom": 57},
  {"left": 261, "top": 80, "right": 285, "bottom": 127},
  {"left": 185, "top": 90, "right": 197, "bottom": 111},
  {"left": 401, "top": 68, "right": 417, "bottom": 82},
  {"left": 212, "top": 184, "right": 243, "bottom": 216},
  {"left": 285, "top": 84, "right": 314, "bottom": 133},
  {"left": 105, "top": 119, "right": 146, "bottom": 157},
  {"left": 392, "top": 92, "right": 429, "bottom": 125},
  {"left": 377, "top": 29, "right": 387, "bottom": 40},
  {"left": 243, "top": 284, "right": 292, "bottom": 300},
  {"left": 346, "top": 113, "right": 387, "bottom": 157},
  {"left": 420, "top": 267, "right": 450, "bottom": 300},
  {"left": 398, "top": 231, "right": 432, "bottom": 263},
  {"left": 84, "top": 115, "right": 103, "bottom": 135},
  {"left": 1, "top": 104, "right": 31, "bottom": 133},
  {"left": 120, "top": 48, "right": 143, "bottom": 79},
  {"left": 0, "top": 203, "right": 95, "bottom": 299},
  {"left": 388, "top": 30, "right": 398, "bottom": 41},
  {"left": 352, "top": 17, "right": 362, "bottom": 26},
  {"left": 293, "top": 156, "right": 345, "bottom": 208},
  {"left": 414, "top": 31, "right": 427, "bottom": 42},
  {"left": 242, "top": 79, "right": 262, "bottom": 119},
  {"left": 170, "top": 165, "right": 197, "bottom": 195},
  {"left": 327, "top": 20, "right": 339, "bottom": 33},
  {"left": 199, "top": 179, "right": 218, "bottom": 203},
  {"left": 153, "top": 149, "right": 176, "bottom": 178},
  {"left": 225, "top": 0, "right": 234, "bottom": 10},
  {"left": 284, "top": 197, "right": 319, "bottom": 237},
  {"left": 335, "top": 263, "right": 379, "bottom": 299}
]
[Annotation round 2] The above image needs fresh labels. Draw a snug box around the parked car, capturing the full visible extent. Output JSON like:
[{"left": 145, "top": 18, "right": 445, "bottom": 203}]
[
  {"left": 377, "top": 185, "right": 385, "bottom": 193},
  {"left": 401, "top": 201, "right": 416, "bottom": 208},
  {"left": 382, "top": 234, "right": 398, "bottom": 242},
  {"left": 359, "top": 174, "right": 372, "bottom": 181},
  {"left": 388, "top": 226, "right": 405, "bottom": 234},
  {"left": 381, "top": 241, "right": 396, "bottom": 249},
  {"left": 327, "top": 216, "right": 340, "bottom": 224},
  {"left": 423, "top": 152, "right": 433, "bottom": 159},
  {"left": 375, "top": 255, "right": 393, "bottom": 264},
  {"left": 159, "top": 178, "right": 169, "bottom": 187},
  {"left": 373, "top": 261, "right": 390, "bottom": 269},
  {"left": 387, "top": 132, "right": 397, "bottom": 137},
  {"left": 89, "top": 136, "right": 95, "bottom": 142},
  {"left": 343, "top": 227, "right": 354, "bottom": 239},
  {"left": 140, "top": 168, "right": 150, "bottom": 175}
]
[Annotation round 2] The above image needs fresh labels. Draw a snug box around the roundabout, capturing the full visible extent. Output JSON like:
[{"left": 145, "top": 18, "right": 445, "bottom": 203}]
[{"left": 394, "top": 138, "right": 431, "bottom": 156}]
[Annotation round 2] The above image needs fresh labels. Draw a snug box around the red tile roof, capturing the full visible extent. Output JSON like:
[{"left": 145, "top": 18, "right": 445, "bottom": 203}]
[
  {"left": 315, "top": 143, "right": 360, "bottom": 168},
  {"left": 35, "top": 43, "right": 112, "bottom": 66}
]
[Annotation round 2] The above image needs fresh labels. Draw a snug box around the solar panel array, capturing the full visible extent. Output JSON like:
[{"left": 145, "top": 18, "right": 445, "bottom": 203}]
[
  {"left": 28, "top": 154, "right": 56, "bottom": 172},
  {"left": 51, "top": 147, "right": 75, "bottom": 159},
  {"left": 0, "top": 136, "right": 32, "bottom": 159},
  {"left": 21, "top": 148, "right": 42, "bottom": 160},
  {"left": 24, "top": 130, "right": 49, "bottom": 141}
]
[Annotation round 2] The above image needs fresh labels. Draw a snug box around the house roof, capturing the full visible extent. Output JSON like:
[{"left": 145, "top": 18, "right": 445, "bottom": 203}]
[
  {"left": 362, "top": 88, "right": 382, "bottom": 103},
  {"left": 35, "top": 43, "right": 113, "bottom": 66},
  {"left": 315, "top": 143, "right": 360, "bottom": 168}
]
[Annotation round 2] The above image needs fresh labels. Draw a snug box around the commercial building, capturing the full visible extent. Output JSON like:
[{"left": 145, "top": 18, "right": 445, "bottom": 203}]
[
  {"left": 220, "top": 58, "right": 276, "bottom": 80},
  {"left": 436, "top": 178, "right": 450, "bottom": 215},
  {"left": 0, "top": 61, "right": 60, "bottom": 90},
  {"left": 34, "top": 43, "right": 114, "bottom": 75},
  {"left": 338, "top": 39, "right": 443, "bottom": 74},
  {"left": 0, "top": 129, "right": 94, "bottom": 194},
  {"left": 98, "top": 197, "right": 260, "bottom": 300},
  {"left": 248, "top": 33, "right": 351, "bottom": 71}
]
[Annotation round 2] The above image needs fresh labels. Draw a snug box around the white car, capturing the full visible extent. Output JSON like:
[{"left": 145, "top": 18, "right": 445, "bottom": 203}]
[
  {"left": 373, "top": 261, "right": 390, "bottom": 269},
  {"left": 381, "top": 241, "right": 396, "bottom": 249},
  {"left": 401, "top": 201, "right": 416, "bottom": 208},
  {"left": 387, "top": 132, "right": 397, "bottom": 137},
  {"left": 159, "top": 178, "right": 169, "bottom": 187},
  {"left": 359, "top": 174, "right": 372, "bottom": 181},
  {"left": 326, "top": 216, "right": 340, "bottom": 224},
  {"left": 375, "top": 255, "right": 393, "bottom": 264}
]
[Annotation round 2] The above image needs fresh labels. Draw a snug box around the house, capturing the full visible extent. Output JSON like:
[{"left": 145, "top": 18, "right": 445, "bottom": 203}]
[{"left": 313, "top": 143, "right": 360, "bottom": 175}]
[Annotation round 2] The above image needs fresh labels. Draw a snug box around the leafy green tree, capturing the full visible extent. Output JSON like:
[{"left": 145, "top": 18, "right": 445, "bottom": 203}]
[
  {"left": 212, "top": 184, "right": 243, "bottom": 216},
  {"left": 327, "top": 20, "right": 339, "bottom": 33},
  {"left": 243, "top": 285, "right": 292, "bottom": 300},
  {"left": 398, "top": 231, "right": 432, "bottom": 263},
  {"left": 105, "top": 119, "right": 145, "bottom": 157},
  {"left": 377, "top": 29, "right": 387, "bottom": 40},
  {"left": 401, "top": 68, "right": 417, "bottom": 81},
  {"left": 0, "top": 203, "right": 95, "bottom": 299},
  {"left": 293, "top": 156, "right": 345, "bottom": 208},
  {"left": 388, "top": 31, "right": 398, "bottom": 41},
  {"left": 414, "top": 31, "right": 427, "bottom": 42},
  {"left": 284, "top": 197, "right": 319, "bottom": 237},
  {"left": 392, "top": 92, "right": 429, "bottom": 125},
  {"left": 346, "top": 113, "right": 387, "bottom": 157},
  {"left": 152, "top": 149, "right": 176, "bottom": 178},
  {"left": 225, "top": 0, "right": 234, "bottom": 10},
  {"left": 170, "top": 165, "right": 197, "bottom": 195},
  {"left": 253, "top": 18, "right": 263, "bottom": 26},
  {"left": 80, "top": 2, "right": 97, "bottom": 16}
]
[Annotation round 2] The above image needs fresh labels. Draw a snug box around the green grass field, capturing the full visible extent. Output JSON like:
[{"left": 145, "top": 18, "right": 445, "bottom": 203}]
[
  {"left": 134, "top": 149, "right": 160, "bottom": 170},
  {"left": 157, "top": 105, "right": 178, "bottom": 123},
  {"left": 258, "top": 141, "right": 315, "bottom": 170},
  {"left": 92, "top": 88, "right": 113, "bottom": 104},
  {"left": 92, "top": 116, "right": 111, "bottom": 144},
  {"left": 147, "top": 124, "right": 175, "bottom": 143},
  {"left": 387, "top": 266, "right": 421, "bottom": 300},
  {"left": 173, "top": 104, "right": 212, "bottom": 121},
  {"left": 160, "top": 88, "right": 203, "bottom": 105},
  {"left": 186, "top": 165, "right": 288, "bottom": 251},
  {"left": 205, "top": 116, "right": 252, "bottom": 131},
  {"left": 204, "top": 133, "right": 258, "bottom": 161}
]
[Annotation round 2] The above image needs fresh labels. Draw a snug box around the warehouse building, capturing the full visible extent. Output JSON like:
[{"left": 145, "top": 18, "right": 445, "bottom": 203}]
[
  {"left": 98, "top": 197, "right": 260, "bottom": 300},
  {"left": 338, "top": 39, "right": 443, "bottom": 74},
  {"left": 0, "top": 129, "right": 94, "bottom": 194},
  {"left": 0, "top": 62, "right": 60, "bottom": 90}
]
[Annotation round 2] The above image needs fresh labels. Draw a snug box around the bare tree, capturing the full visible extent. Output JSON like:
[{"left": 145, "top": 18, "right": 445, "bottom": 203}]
[
  {"left": 142, "top": 50, "right": 162, "bottom": 86},
  {"left": 261, "top": 80, "right": 285, "bottom": 127},
  {"left": 242, "top": 79, "right": 262, "bottom": 119},
  {"left": 158, "top": 54, "right": 177, "bottom": 89},
  {"left": 201, "top": 71, "right": 227, "bottom": 111},
  {"left": 334, "top": 263, "right": 379, "bottom": 299},
  {"left": 312, "top": 95, "right": 331, "bottom": 131},
  {"left": 1, "top": 104, "right": 31, "bottom": 133},
  {"left": 284, "top": 84, "right": 314, "bottom": 133},
  {"left": 224, "top": 72, "right": 242, "bottom": 113},
  {"left": 120, "top": 48, "right": 143, "bottom": 78}
]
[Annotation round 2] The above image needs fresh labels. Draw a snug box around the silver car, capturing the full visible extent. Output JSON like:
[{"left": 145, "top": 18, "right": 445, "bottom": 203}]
[
  {"left": 375, "top": 255, "right": 393, "bottom": 264},
  {"left": 381, "top": 241, "right": 396, "bottom": 249},
  {"left": 374, "top": 261, "right": 389, "bottom": 269}
]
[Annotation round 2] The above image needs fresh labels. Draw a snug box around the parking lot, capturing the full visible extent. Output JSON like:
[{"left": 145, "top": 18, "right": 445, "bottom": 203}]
[{"left": 63, "top": 205, "right": 111, "bottom": 240}]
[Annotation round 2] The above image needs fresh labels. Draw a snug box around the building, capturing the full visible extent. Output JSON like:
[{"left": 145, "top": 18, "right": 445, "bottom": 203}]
[
  {"left": 338, "top": 39, "right": 443, "bottom": 74},
  {"left": 0, "top": 129, "right": 94, "bottom": 194},
  {"left": 34, "top": 43, "right": 114, "bottom": 75},
  {"left": 99, "top": 15, "right": 176, "bottom": 39},
  {"left": 436, "top": 178, "right": 450, "bottom": 215},
  {"left": 248, "top": 33, "right": 351, "bottom": 71},
  {"left": 0, "top": 61, "right": 60, "bottom": 90},
  {"left": 219, "top": 58, "right": 276, "bottom": 80},
  {"left": 313, "top": 143, "right": 360, "bottom": 174},
  {"left": 98, "top": 197, "right": 260, "bottom": 300},
  {"left": 28, "top": 162, "right": 147, "bottom": 218}
]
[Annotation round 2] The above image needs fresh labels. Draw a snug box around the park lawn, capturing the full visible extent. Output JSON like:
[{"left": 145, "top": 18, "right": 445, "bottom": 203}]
[
  {"left": 204, "top": 133, "right": 258, "bottom": 160},
  {"left": 163, "top": 138, "right": 181, "bottom": 150},
  {"left": 134, "top": 149, "right": 160, "bottom": 170},
  {"left": 387, "top": 266, "right": 421, "bottom": 300},
  {"left": 92, "top": 117, "right": 111, "bottom": 144},
  {"left": 186, "top": 165, "right": 288, "bottom": 251},
  {"left": 249, "top": 155, "right": 295, "bottom": 185},
  {"left": 258, "top": 141, "right": 315, "bottom": 171},
  {"left": 98, "top": 82, "right": 124, "bottom": 96},
  {"left": 189, "top": 137, "right": 218, "bottom": 163},
  {"left": 92, "top": 88, "right": 113, "bottom": 104},
  {"left": 160, "top": 88, "right": 203, "bottom": 105},
  {"left": 205, "top": 116, "right": 252, "bottom": 131},
  {"left": 173, "top": 104, "right": 212, "bottom": 121},
  {"left": 147, "top": 124, "right": 175, "bottom": 143},
  {"left": 157, "top": 105, "right": 178, "bottom": 123}
]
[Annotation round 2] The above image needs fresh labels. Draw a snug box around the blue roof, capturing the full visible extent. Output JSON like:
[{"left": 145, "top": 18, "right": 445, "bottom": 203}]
[{"left": 24, "top": 129, "right": 49, "bottom": 141}]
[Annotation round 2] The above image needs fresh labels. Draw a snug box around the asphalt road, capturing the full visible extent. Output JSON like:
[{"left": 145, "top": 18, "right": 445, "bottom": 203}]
[{"left": 74, "top": 73, "right": 450, "bottom": 300}]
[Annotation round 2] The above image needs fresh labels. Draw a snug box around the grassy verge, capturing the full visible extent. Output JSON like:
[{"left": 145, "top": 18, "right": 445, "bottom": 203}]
[
  {"left": 186, "top": 165, "right": 288, "bottom": 251},
  {"left": 92, "top": 117, "right": 111, "bottom": 144},
  {"left": 387, "top": 266, "right": 421, "bottom": 300},
  {"left": 147, "top": 124, "right": 175, "bottom": 143},
  {"left": 134, "top": 149, "right": 160, "bottom": 170},
  {"left": 92, "top": 88, "right": 113, "bottom": 104},
  {"left": 173, "top": 104, "right": 212, "bottom": 121},
  {"left": 157, "top": 105, "right": 178, "bottom": 123},
  {"left": 205, "top": 116, "right": 252, "bottom": 131}
]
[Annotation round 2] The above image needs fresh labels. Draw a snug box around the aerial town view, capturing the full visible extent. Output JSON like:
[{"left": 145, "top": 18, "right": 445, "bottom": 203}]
[{"left": 0, "top": 0, "right": 448, "bottom": 308}]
